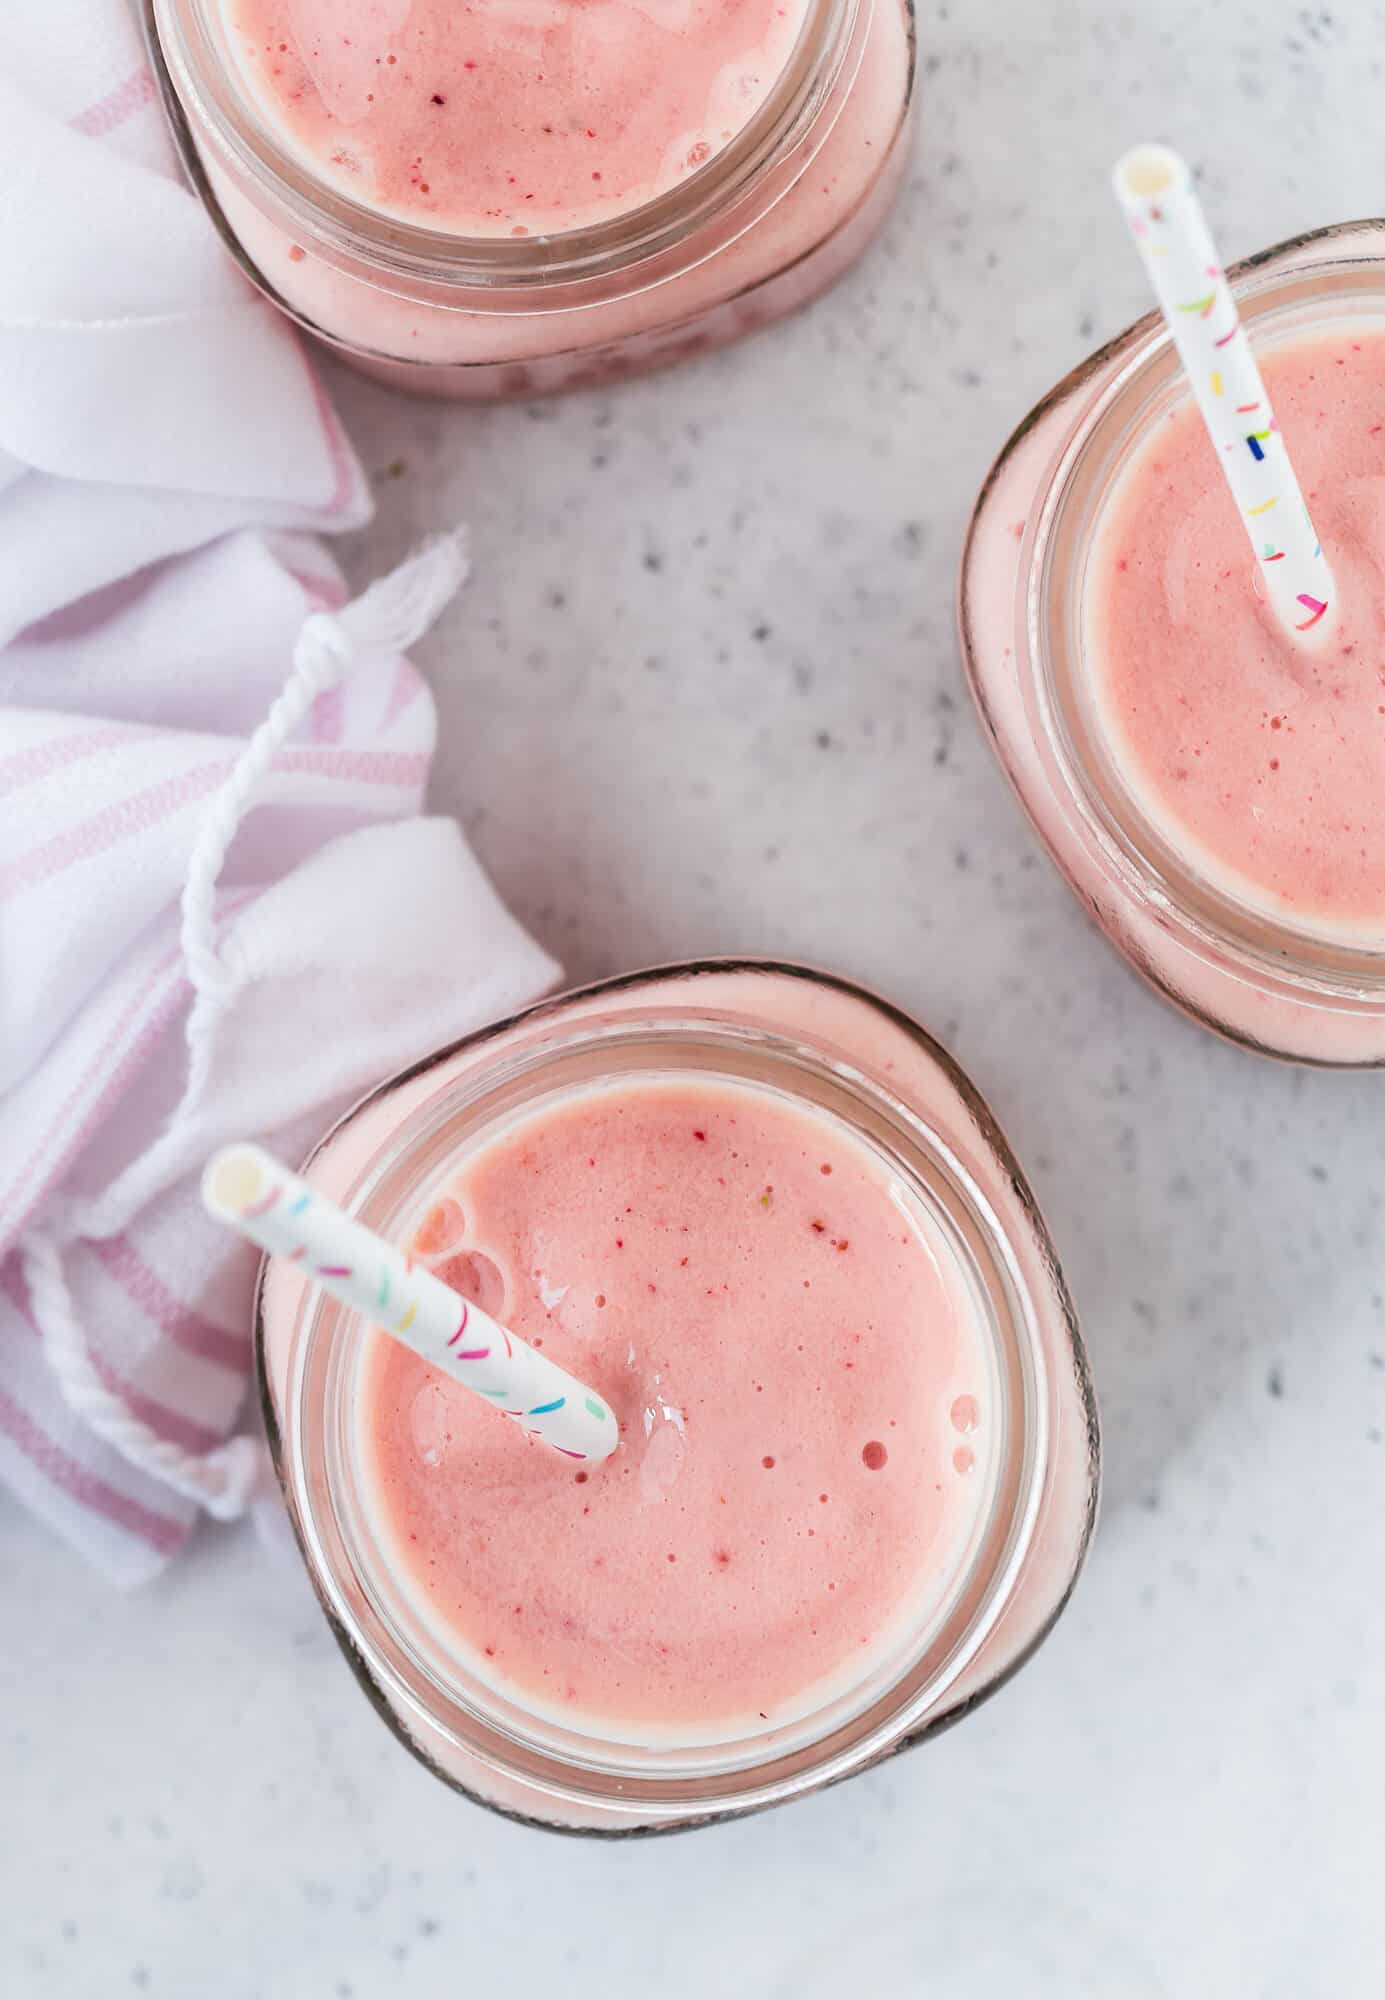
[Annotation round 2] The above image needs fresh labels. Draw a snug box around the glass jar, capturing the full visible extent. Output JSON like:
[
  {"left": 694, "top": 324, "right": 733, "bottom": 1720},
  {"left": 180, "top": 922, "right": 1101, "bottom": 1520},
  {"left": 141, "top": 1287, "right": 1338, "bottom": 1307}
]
[
  {"left": 257, "top": 961, "right": 1098, "bottom": 1833},
  {"left": 144, "top": 0, "right": 916, "bottom": 399},
  {"left": 961, "top": 221, "right": 1385, "bottom": 1066}
]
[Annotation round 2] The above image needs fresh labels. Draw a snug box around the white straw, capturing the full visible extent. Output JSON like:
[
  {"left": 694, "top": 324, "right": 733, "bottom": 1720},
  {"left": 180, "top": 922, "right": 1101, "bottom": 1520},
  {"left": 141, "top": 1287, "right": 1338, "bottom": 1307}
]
[
  {"left": 1113, "top": 143, "right": 1333, "bottom": 643},
  {"left": 203, "top": 1143, "right": 618, "bottom": 1464}
]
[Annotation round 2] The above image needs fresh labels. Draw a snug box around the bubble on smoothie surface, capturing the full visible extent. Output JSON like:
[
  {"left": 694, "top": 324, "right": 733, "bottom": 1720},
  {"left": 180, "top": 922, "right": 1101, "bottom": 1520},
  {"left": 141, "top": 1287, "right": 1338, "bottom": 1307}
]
[
  {"left": 949, "top": 1394, "right": 980, "bottom": 1435},
  {"left": 861, "top": 1440, "right": 887, "bottom": 1471},
  {"left": 639, "top": 1420, "right": 687, "bottom": 1503},
  {"left": 409, "top": 1379, "right": 452, "bottom": 1468},
  {"left": 953, "top": 1446, "right": 975, "bottom": 1476},
  {"left": 436, "top": 1247, "right": 508, "bottom": 1319},
  {"left": 413, "top": 1196, "right": 465, "bottom": 1257}
]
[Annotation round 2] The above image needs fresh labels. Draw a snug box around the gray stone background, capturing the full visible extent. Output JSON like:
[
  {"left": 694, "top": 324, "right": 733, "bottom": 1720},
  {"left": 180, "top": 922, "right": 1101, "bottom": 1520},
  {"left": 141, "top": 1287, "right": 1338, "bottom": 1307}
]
[{"left": 5, "top": 3, "right": 1382, "bottom": 1995}]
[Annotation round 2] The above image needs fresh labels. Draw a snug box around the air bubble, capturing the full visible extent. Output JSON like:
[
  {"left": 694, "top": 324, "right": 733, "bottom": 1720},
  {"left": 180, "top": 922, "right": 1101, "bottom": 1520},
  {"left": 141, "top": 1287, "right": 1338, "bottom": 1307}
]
[
  {"left": 409, "top": 1381, "right": 451, "bottom": 1468},
  {"left": 438, "top": 1248, "right": 508, "bottom": 1319},
  {"left": 413, "top": 1196, "right": 465, "bottom": 1258}
]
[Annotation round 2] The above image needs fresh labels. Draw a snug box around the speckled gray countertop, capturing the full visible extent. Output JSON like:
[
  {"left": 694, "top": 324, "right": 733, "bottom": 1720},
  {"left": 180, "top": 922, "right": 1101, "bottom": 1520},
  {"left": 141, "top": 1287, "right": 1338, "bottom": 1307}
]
[{"left": 6, "top": 2, "right": 1385, "bottom": 1994}]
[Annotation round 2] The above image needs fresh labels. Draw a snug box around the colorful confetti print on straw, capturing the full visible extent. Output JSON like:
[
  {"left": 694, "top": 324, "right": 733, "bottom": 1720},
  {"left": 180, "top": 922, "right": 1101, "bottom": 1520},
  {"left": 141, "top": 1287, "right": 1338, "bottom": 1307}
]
[
  {"left": 201, "top": 1143, "right": 619, "bottom": 1464},
  {"left": 1113, "top": 143, "right": 1332, "bottom": 643},
  {"left": 448, "top": 1302, "right": 494, "bottom": 1362}
]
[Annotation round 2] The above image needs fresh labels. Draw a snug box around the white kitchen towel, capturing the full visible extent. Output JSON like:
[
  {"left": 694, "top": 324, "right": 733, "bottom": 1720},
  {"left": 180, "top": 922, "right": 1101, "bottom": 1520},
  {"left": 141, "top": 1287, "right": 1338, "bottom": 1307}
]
[{"left": 0, "top": 5, "right": 559, "bottom": 1583}]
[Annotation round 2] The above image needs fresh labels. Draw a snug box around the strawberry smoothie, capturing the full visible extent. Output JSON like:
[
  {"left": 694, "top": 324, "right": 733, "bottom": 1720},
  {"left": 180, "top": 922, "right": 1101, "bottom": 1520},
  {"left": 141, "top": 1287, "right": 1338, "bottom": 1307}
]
[
  {"left": 1086, "top": 323, "right": 1385, "bottom": 944},
  {"left": 258, "top": 964, "right": 1097, "bottom": 1826},
  {"left": 961, "top": 228, "right": 1385, "bottom": 1061},
  {"left": 155, "top": 0, "right": 914, "bottom": 393},
  {"left": 226, "top": 0, "right": 813, "bottom": 238},
  {"left": 358, "top": 1074, "right": 994, "bottom": 1741}
]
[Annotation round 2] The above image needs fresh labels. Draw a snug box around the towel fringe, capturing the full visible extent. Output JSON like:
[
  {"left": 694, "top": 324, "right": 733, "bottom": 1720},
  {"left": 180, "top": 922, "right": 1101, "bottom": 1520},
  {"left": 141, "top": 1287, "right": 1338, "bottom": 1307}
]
[{"left": 22, "top": 532, "right": 469, "bottom": 1524}]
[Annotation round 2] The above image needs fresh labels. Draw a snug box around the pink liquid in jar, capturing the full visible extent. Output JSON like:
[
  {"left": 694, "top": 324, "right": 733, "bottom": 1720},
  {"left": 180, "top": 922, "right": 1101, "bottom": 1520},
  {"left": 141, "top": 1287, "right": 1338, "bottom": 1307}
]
[
  {"left": 357, "top": 1074, "right": 997, "bottom": 1743},
  {"left": 226, "top": 0, "right": 813, "bottom": 238},
  {"left": 1086, "top": 321, "right": 1385, "bottom": 943},
  {"left": 162, "top": 0, "right": 915, "bottom": 394}
]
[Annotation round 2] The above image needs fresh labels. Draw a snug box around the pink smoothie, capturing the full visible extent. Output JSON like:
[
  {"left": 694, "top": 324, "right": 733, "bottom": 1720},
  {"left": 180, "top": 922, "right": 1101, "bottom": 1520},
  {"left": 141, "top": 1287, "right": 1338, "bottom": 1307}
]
[
  {"left": 1087, "top": 323, "right": 1385, "bottom": 940},
  {"left": 357, "top": 1075, "right": 993, "bottom": 1741},
  {"left": 226, "top": 0, "right": 812, "bottom": 237}
]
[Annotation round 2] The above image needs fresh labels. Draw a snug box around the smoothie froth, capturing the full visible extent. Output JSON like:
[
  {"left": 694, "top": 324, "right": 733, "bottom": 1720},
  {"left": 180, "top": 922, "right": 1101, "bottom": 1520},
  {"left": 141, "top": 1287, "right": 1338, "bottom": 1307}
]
[
  {"left": 1086, "top": 322, "right": 1385, "bottom": 942},
  {"left": 357, "top": 1075, "right": 995, "bottom": 1742},
  {"left": 227, "top": 0, "right": 813, "bottom": 237}
]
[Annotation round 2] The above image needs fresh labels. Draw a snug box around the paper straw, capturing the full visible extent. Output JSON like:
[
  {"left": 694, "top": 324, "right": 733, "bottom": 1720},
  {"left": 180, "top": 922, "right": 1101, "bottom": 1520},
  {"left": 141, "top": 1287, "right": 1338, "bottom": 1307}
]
[
  {"left": 1113, "top": 143, "right": 1333, "bottom": 642},
  {"left": 202, "top": 1143, "right": 618, "bottom": 1464}
]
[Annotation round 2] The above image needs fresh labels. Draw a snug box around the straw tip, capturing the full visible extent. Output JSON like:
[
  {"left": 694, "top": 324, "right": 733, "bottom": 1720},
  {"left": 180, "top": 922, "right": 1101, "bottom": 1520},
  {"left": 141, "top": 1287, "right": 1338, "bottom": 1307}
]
[
  {"left": 1113, "top": 143, "right": 1187, "bottom": 204},
  {"left": 202, "top": 1144, "right": 268, "bottom": 1220}
]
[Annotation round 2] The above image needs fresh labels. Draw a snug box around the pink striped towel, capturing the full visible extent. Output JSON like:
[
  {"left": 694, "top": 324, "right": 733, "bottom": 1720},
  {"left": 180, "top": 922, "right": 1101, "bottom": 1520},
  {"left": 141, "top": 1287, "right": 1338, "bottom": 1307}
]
[{"left": 0, "top": 4, "right": 557, "bottom": 1582}]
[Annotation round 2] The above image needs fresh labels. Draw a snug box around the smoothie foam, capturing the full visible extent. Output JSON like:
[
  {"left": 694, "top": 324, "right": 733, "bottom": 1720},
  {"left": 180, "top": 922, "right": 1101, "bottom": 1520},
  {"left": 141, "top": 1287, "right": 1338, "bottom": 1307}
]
[
  {"left": 1086, "top": 322, "right": 1385, "bottom": 943},
  {"left": 227, "top": 0, "right": 813, "bottom": 237},
  {"left": 356, "top": 1075, "right": 995, "bottom": 1743}
]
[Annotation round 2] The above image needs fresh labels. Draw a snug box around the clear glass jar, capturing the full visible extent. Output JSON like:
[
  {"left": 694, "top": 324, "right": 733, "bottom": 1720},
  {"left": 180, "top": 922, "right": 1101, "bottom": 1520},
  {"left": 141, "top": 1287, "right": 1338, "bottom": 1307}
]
[
  {"left": 257, "top": 961, "right": 1098, "bottom": 1833},
  {"left": 144, "top": 0, "right": 916, "bottom": 399},
  {"left": 961, "top": 222, "right": 1385, "bottom": 1066}
]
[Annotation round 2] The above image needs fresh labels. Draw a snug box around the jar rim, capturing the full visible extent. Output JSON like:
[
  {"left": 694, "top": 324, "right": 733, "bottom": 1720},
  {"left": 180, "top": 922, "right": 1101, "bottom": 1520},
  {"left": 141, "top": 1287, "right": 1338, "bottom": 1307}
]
[
  {"left": 1021, "top": 229, "right": 1385, "bottom": 999},
  {"left": 147, "top": 0, "right": 864, "bottom": 292},
  {"left": 262, "top": 965, "right": 1067, "bottom": 1829}
]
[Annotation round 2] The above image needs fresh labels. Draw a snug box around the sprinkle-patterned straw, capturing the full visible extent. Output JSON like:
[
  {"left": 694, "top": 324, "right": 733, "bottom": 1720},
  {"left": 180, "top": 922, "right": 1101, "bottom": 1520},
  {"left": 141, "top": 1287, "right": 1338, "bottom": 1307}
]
[
  {"left": 202, "top": 1143, "right": 618, "bottom": 1464},
  {"left": 1113, "top": 143, "right": 1333, "bottom": 642}
]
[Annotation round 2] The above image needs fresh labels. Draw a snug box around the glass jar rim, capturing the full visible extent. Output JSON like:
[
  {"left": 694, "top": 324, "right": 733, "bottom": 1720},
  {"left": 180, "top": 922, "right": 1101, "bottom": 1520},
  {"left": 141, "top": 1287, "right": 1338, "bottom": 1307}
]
[
  {"left": 148, "top": 0, "right": 864, "bottom": 292},
  {"left": 1023, "top": 227, "right": 1385, "bottom": 999},
  {"left": 268, "top": 980, "right": 1057, "bottom": 1828}
]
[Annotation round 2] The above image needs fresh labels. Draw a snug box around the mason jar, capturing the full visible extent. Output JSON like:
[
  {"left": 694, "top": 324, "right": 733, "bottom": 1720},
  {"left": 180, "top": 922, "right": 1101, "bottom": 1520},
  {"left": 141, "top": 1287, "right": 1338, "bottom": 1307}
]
[
  {"left": 960, "top": 221, "right": 1385, "bottom": 1067},
  {"left": 145, "top": 0, "right": 916, "bottom": 399},
  {"left": 256, "top": 961, "right": 1098, "bottom": 1833}
]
